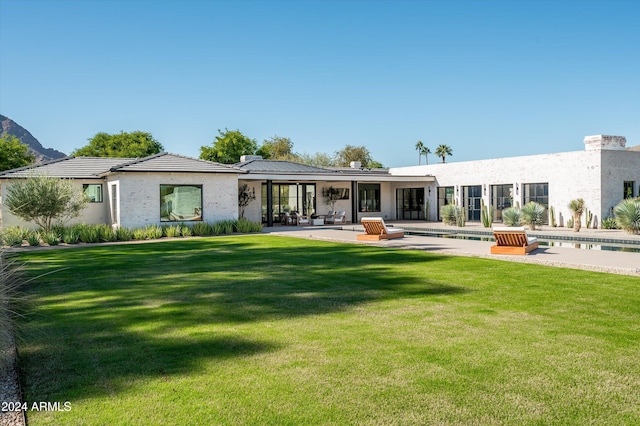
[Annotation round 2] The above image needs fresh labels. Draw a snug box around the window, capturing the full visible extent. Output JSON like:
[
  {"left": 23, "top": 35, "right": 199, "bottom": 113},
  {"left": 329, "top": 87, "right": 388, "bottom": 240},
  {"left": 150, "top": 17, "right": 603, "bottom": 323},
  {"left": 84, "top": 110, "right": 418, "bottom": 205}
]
[
  {"left": 358, "top": 183, "right": 380, "bottom": 212},
  {"left": 160, "top": 185, "right": 203, "bottom": 222},
  {"left": 396, "top": 188, "right": 424, "bottom": 220},
  {"left": 261, "top": 183, "right": 316, "bottom": 223},
  {"left": 437, "top": 186, "right": 454, "bottom": 221},
  {"left": 624, "top": 181, "right": 635, "bottom": 199},
  {"left": 83, "top": 184, "right": 103, "bottom": 202},
  {"left": 523, "top": 182, "right": 549, "bottom": 224},
  {"left": 491, "top": 184, "right": 513, "bottom": 222}
]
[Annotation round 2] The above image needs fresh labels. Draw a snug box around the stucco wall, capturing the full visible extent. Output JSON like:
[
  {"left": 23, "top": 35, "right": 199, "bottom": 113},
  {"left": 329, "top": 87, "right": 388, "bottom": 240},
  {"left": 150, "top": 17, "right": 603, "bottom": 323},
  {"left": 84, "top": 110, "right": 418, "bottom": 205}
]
[
  {"left": 109, "top": 172, "right": 238, "bottom": 229},
  {"left": 601, "top": 150, "right": 640, "bottom": 217},
  {"left": 391, "top": 149, "right": 616, "bottom": 226},
  {"left": 0, "top": 179, "right": 110, "bottom": 230}
]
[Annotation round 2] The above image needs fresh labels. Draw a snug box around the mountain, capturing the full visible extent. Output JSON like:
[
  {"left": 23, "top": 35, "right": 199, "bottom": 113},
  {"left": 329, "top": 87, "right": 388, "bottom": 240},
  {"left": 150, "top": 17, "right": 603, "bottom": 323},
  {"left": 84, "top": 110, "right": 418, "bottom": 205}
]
[{"left": 0, "top": 114, "right": 67, "bottom": 163}]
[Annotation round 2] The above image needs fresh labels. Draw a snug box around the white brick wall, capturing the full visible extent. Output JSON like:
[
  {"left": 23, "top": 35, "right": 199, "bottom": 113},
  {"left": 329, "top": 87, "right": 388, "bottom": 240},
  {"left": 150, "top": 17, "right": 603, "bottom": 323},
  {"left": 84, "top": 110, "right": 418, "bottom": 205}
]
[{"left": 108, "top": 172, "right": 239, "bottom": 229}]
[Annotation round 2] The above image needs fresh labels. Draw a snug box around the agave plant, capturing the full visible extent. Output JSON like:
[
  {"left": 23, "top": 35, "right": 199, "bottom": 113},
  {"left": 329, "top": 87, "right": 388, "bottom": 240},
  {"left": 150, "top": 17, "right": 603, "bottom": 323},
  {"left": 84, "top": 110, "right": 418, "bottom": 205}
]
[
  {"left": 440, "top": 204, "right": 457, "bottom": 226},
  {"left": 520, "top": 202, "right": 546, "bottom": 230},
  {"left": 568, "top": 198, "right": 585, "bottom": 232},
  {"left": 613, "top": 198, "right": 640, "bottom": 234},
  {"left": 501, "top": 207, "right": 521, "bottom": 226}
]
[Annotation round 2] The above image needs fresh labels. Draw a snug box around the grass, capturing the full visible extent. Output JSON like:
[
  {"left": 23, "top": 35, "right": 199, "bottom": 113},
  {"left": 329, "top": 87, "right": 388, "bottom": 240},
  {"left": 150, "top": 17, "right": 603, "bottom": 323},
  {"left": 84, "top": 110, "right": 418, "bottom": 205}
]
[{"left": 14, "top": 235, "right": 640, "bottom": 425}]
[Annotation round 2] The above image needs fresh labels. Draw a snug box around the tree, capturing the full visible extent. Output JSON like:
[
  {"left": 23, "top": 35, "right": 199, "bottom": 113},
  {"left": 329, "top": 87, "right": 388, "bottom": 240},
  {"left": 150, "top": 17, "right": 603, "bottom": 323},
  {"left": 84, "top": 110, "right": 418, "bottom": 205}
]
[
  {"left": 415, "top": 141, "right": 425, "bottom": 165},
  {"left": 435, "top": 144, "right": 453, "bottom": 163},
  {"left": 200, "top": 129, "right": 258, "bottom": 164},
  {"left": 422, "top": 145, "right": 431, "bottom": 165},
  {"left": 297, "top": 152, "right": 335, "bottom": 167},
  {"left": 568, "top": 198, "right": 585, "bottom": 232},
  {"left": 72, "top": 131, "right": 163, "bottom": 158},
  {"left": 334, "top": 145, "right": 382, "bottom": 168},
  {"left": 0, "top": 135, "right": 35, "bottom": 171},
  {"left": 256, "top": 135, "right": 298, "bottom": 161},
  {"left": 238, "top": 183, "right": 256, "bottom": 219},
  {"left": 4, "top": 174, "right": 88, "bottom": 231}
]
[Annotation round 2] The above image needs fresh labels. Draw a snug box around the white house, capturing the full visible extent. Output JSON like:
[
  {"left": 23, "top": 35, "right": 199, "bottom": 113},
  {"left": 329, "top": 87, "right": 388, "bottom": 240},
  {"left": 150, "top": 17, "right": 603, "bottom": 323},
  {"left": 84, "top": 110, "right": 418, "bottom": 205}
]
[{"left": 0, "top": 134, "right": 637, "bottom": 231}]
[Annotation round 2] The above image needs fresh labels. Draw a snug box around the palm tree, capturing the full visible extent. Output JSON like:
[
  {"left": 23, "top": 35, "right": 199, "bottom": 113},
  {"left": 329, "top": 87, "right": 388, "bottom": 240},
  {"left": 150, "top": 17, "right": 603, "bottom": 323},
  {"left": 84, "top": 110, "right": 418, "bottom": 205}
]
[
  {"left": 435, "top": 144, "right": 453, "bottom": 163},
  {"left": 421, "top": 146, "right": 431, "bottom": 165},
  {"left": 415, "top": 141, "right": 425, "bottom": 165}
]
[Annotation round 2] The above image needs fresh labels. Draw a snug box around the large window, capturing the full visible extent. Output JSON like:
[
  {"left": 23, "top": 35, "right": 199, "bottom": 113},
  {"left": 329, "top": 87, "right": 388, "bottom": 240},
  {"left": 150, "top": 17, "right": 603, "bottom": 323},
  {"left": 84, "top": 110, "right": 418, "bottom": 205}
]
[
  {"left": 262, "top": 183, "right": 316, "bottom": 223},
  {"left": 523, "top": 182, "right": 549, "bottom": 224},
  {"left": 83, "top": 184, "right": 103, "bottom": 202},
  {"left": 491, "top": 184, "right": 513, "bottom": 222},
  {"left": 358, "top": 183, "right": 380, "bottom": 212},
  {"left": 463, "top": 185, "right": 482, "bottom": 221},
  {"left": 624, "top": 181, "right": 635, "bottom": 199},
  {"left": 160, "top": 185, "right": 203, "bottom": 222},
  {"left": 396, "top": 188, "right": 424, "bottom": 220}
]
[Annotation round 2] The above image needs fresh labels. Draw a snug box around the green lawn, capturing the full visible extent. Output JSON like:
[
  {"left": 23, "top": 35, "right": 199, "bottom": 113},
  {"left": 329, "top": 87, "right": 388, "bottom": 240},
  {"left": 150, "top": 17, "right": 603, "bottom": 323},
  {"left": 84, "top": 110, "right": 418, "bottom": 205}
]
[{"left": 15, "top": 235, "right": 640, "bottom": 425}]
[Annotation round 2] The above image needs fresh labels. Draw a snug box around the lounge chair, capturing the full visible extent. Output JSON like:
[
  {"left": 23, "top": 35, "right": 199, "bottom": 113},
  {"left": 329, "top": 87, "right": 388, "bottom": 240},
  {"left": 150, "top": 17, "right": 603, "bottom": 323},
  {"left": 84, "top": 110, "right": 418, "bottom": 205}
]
[
  {"left": 297, "top": 214, "right": 310, "bottom": 226},
  {"left": 490, "top": 226, "right": 538, "bottom": 255},
  {"left": 356, "top": 217, "right": 404, "bottom": 241},
  {"left": 333, "top": 211, "right": 347, "bottom": 224}
]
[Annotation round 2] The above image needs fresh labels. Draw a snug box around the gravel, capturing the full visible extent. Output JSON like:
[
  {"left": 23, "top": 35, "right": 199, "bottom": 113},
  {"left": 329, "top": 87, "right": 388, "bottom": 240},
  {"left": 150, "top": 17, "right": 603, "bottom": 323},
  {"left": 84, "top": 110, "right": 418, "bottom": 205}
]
[{"left": 0, "top": 344, "right": 25, "bottom": 426}]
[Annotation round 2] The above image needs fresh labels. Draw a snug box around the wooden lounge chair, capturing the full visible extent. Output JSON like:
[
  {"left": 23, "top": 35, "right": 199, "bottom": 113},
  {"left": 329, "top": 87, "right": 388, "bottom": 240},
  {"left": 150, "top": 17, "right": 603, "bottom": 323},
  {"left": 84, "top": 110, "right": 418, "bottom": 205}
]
[
  {"left": 357, "top": 217, "right": 404, "bottom": 241},
  {"left": 490, "top": 226, "right": 538, "bottom": 255}
]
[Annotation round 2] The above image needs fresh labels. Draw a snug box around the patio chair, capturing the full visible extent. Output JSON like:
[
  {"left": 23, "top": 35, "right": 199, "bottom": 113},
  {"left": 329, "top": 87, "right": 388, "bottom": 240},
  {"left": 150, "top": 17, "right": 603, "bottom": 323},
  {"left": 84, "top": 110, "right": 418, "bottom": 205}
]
[
  {"left": 333, "top": 211, "right": 347, "bottom": 224},
  {"left": 490, "top": 226, "right": 538, "bottom": 255},
  {"left": 356, "top": 217, "right": 404, "bottom": 241},
  {"left": 297, "top": 214, "right": 310, "bottom": 226},
  {"left": 323, "top": 210, "right": 336, "bottom": 224}
]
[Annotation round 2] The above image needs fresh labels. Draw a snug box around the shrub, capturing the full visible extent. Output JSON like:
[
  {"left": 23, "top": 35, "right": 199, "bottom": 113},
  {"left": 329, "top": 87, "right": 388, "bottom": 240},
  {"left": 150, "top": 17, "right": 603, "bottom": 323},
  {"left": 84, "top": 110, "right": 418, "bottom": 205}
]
[
  {"left": 42, "top": 231, "right": 60, "bottom": 246},
  {"left": 440, "top": 204, "right": 457, "bottom": 226},
  {"left": 132, "top": 228, "right": 147, "bottom": 240},
  {"left": 180, "top": 226, "right": 193, "bottom": 237},
  {"left": 97, "top": 224, "right": 117, "bottom": 242},
  {"left": 502, "top": 207, "right": 521, "bottom": 226},
  {"left": 26, "top": 230, "right": 41, "bottom": 247},
  {"left": 191, "top": 222, "right": 213, "bottom": 236},
  {"left": 144, "top": 225, "right": 164, "bottom": 240},
  {"left": 600, "top": 217, "right": 618, "bottom": 229},
  {"left": 568, "top": 199, "right": 585, "bottom": 232},
  {"left": 78, "top": 225, "right": 100, "bottom": 243},
  {"left": 215, "top": 220, "right": 235, "bottom": 235},
  {"left": 614, "top": 198, "right": 640, "bottom": 235},
  {"left": 165, "top": 225, "right": 182, "bottom": 238},
  {"left": 0, "top": 252, "right": 24, "bottom": 369},
  {"left": 520, "top": 202, "right": 546, "bottom": 230},
  {"left": 115, "top": 227, "right": 133, "bottom": 241},
  {"left": 236, "top": 218, "right": 263, "bottom": 233},
  {"left": 62, "top": 227, "right": 81, "bottom": 244},
  {"left": 1, "top": 227, "right": 26, "bottom": 247}
]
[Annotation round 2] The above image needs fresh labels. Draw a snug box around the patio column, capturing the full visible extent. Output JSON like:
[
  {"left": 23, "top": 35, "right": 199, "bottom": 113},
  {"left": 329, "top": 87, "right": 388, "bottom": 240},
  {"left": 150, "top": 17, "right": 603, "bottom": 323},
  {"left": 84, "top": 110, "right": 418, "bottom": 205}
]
[
  {"left": 266, "top": 180, "right": 273, "bottom": 227},
  {"left": 351, "top": 180, "right": 358, "bottom": 224}
]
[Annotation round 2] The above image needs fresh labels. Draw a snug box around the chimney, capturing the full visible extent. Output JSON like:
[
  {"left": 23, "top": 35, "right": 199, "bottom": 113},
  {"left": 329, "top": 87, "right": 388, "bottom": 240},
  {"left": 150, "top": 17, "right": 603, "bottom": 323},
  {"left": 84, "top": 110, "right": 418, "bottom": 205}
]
[
  {"left": 583, "top": 135, "right": 626, "bottom": 151},
  {"left": 240, "top": 155, "right": 263, "bottom": 162},
  {"left": 350, "top": 161, "right": 361, "bottom": 169}
]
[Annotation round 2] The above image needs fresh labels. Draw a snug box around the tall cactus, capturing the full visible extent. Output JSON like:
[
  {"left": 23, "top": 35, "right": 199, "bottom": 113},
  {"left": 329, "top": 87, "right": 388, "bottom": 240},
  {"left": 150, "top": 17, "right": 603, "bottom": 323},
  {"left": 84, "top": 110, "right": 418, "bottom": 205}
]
[{"left": 549, "top": 206, "right": 557, "bottom": 227}]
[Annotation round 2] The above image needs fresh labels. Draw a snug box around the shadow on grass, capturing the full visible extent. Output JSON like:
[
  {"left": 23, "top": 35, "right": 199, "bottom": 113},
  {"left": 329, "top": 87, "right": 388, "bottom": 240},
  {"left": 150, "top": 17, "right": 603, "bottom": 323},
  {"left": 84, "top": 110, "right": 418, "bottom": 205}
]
[{"left": 17, "top": 235, "right": 468, "bottom": 402}]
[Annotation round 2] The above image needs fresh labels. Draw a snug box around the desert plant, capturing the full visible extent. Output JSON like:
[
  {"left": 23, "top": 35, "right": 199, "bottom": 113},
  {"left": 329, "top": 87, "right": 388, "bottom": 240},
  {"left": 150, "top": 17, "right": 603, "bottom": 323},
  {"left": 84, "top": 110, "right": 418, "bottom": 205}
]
[
  {"left": 549, "top": 206, "right": 557, "bottom": 227},
  {"left": 613, "top": 198, "right": 640, "bottom": 234},
  {"left": 97, "top": 224, "right": 117, "bottom": 242},
  {"left": 480, "top": 199, "right": 492, "bottom": 228},
  {"left": 180, "top": 226, "right": 193, "bottom": 237},
  {"left": 165, "top": 225, "right": 183, "bottom": 238},
  {"left": 238, "top": 183, "right": 257, "bottom": 219},
  {"left": 216, "top": 220, "right": 235, "bottom": 235},
  {"left": 132, "top": 228, "right": 147, "bottom": 240},
  {"left": 440, "top": 204, "right": 457, "bottom": 226},
  {"left": 144, "top": 225, "right": 164, "bottom": 240},
  {"left": 41, "top": 230, "right": 60, "bottom": 246},
  {"left": 501, "top": 207, "right": 521, "bottom": 226},
  {"left": 568, "top": 198, "right": 584, "bottom": 232},
  {"left": 0, "top": 252, "right": 24, "bottom": 369},
  {"left": 191, "top": 222, "right": 213, "bottom": 236},
  {"left": 115, "top": 227, "right": 133, "bottom": 241},
  {"left": 600, "top": 217, "right": 618, "bottom": 229},
  {"left": 1, "top": 227, "right": 26, "bottom": 247},
  {"left": 454, "top": 206, "right": 465, "bottom": 227},
  {"left": 62, "top": 227, "right": 81, "bottom": 244},
  {"left": 567, "top": 217, "right": 574, "bottom": 229},
  {"left": 236, "top": 218, "right": 263, "bottom": 233},
  {"left": 78, "top": 225, "right": 100, "bottom": 243},
  {"left": 26, "top": 230, "right": 41, "bottom": 247},
  {"left": 585, "top": 208, "right": 593, "bottom": 229},
  {"left": 520, "top": 202, "right": 546, "bottom": 231}
]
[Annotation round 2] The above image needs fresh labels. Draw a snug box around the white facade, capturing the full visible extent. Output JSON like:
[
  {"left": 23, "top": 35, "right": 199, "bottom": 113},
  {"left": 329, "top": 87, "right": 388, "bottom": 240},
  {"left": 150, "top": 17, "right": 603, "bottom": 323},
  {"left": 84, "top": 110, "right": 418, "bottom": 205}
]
[{"left": 390, "top": 135, "right": 640, "bottom": 226}]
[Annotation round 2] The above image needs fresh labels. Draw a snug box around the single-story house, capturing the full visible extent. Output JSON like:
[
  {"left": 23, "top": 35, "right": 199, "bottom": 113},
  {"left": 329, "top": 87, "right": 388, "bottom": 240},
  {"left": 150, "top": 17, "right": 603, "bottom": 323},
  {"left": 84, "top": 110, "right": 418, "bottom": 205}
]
[{"left": 0, "top": 134, "right": 637, "bottom": 230}]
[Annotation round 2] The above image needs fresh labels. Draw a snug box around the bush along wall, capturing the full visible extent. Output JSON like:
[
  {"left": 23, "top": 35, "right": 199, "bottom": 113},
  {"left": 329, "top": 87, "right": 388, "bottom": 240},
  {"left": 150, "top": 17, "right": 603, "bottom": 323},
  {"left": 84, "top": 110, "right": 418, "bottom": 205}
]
[{"left": 0, "top": 219, "right": 264, "bottom": 248}]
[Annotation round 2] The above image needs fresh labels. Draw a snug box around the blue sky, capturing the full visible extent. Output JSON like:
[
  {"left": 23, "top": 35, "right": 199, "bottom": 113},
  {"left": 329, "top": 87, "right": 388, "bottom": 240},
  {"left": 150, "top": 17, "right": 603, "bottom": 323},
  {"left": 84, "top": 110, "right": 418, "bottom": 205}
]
[{"left": 1, "top": 0, "right": 638, "bottom": 167}]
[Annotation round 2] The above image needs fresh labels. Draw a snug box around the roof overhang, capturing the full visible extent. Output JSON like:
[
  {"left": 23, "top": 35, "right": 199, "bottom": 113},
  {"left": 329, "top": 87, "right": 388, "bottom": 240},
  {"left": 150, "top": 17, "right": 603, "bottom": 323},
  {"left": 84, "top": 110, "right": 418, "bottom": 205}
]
[{"left": 239, "top": 173, "right": 435, "bottom": 182}]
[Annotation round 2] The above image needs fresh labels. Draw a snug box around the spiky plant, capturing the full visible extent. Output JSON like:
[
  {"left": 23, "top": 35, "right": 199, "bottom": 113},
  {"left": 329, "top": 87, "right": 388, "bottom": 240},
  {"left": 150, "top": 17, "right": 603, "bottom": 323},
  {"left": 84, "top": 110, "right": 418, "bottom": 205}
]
[
  {"left": 568, "top": 198, "right": 585, "bottom": 232},
  {"left": 501, "top": 207, "right": 521, "bottom": 227},
  {"left": 440, "top": 204, "right": 457, "bottom": 226},
  {"left": 613, "top": 198, "right": 640, "bottom": 234},
  {"left": 520, "top": 202, "right": 546, "bottom": 231}
]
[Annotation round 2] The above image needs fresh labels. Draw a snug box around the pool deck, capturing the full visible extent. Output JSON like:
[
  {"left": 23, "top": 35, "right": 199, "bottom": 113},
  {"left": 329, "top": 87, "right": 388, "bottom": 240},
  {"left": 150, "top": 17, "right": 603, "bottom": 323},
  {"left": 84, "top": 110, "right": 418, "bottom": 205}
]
[{"left": 265, "top": 221, "right": 640, "bottom": 277}]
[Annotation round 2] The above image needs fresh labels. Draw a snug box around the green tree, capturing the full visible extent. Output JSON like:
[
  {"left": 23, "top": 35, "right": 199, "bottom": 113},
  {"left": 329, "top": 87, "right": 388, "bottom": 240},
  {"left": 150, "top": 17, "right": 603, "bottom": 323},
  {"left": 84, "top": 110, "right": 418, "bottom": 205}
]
[
  {"left": 72, "top": 131, "right": 163, "bottom": 158},
  {"left": 297, "top": 152, "right": 335, "bottom": 167},
  {"left": 200, "top": 129, "right": 258, "bottom": 164},
  {"left": 334, "top": 145, "right": 382, "bottom": 168},
  {"left": 0, "top": 135, "right": 35, "bottom": 171},
  {"left": 422, "top": 145, "right": 431, "bottom": 165},
  {"left": 256, "top": 135, "right": 299, "bottom": 161},
  {"left": 435, "top": 144, "right": 453, "bottom": 163},
  {"left": 415, "top": 141, "right": 424, "bottom": 165},
  {"left": 4, "top": 174, "right": 88, "bottom": 231},
  {"left": 568, "top": 198, "right": 584, "bottom": 232}
]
